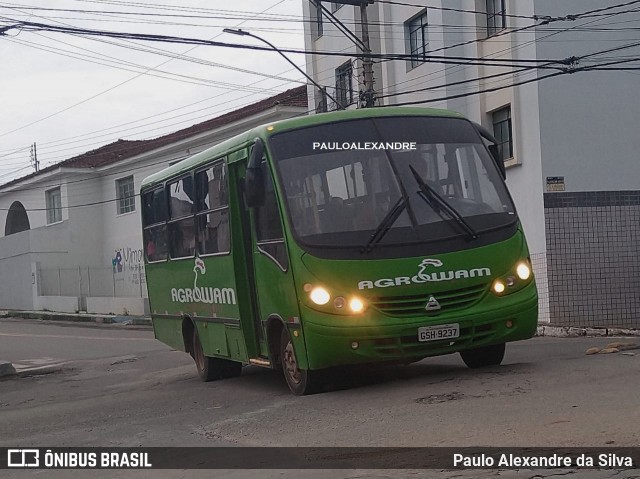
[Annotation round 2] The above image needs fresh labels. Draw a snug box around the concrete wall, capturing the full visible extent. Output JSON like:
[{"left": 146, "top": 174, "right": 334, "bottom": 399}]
[
  {"left": 0, "top": 174, "right": 61, "bottom": 238},
  {"left": 86, "top": 297, "right": 146, "bottom": 316},
  {"left": 35, "top": 296, "right": 79, "bottom": 314},
  {"left": 532, "top": 0, "right": 640, "bottom": 326},
  {"left": 0, "top": 230, "right": 33, "bottom": 310},
  {"left": 0, "top": 105, "right": 306, "bottom": 315},
  {"left": 535, "top": 0, "right": 640, "bottom": 192}
]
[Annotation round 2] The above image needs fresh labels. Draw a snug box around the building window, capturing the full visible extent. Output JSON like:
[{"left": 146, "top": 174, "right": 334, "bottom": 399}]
[
  {"left": 486, "top": 0, "right": 506, "bottom": 36},
  {"left": 492, "top": 106, "right": 513, "bottom": 162},
  {"left": 331, "top": 2, "right": 343, "bottom": 12},
  {"left": 335, "top": 61, "right": 353, "bottom": 109},
  {"left": 311, "top": 0, "right": 323, "bottom": 39},
  {"left": 406, "top": 10, "right": 428, "bottom": 69},
  {"left": 45, "top": 187, "right": 62, "bottom": 224},
  {"left": 116, "top": 175, "right": 136, "bottom": 214}
]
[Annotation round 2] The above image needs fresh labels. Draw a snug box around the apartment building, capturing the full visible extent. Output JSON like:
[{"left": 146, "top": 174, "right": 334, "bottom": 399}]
[{"left": 302, "top": 0, "right": 640, "bottom": 328}]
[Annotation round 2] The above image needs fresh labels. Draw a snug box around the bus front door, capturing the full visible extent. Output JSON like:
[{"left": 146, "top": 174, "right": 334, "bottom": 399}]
[{"left": 238, "top": 160, "right": 299, "bottom": 362}]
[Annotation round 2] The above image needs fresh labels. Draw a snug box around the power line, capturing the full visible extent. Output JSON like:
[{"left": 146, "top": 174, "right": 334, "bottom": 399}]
[
  {"left": 0, "top": 0, "right": 291, "bottom": 139},
  {"left": 378, "top": 1, "right": 640, "bottom": 101},
  {"left": 375, "top": 0, "right": 534, "bottom": 20},
  {"left": 2, "top": 19, "right": 569, "bottom": 64},
  {"left": 0, "top": 103, "right": 319, "bottom": 199},
  {"left": 0, "top": 41, "right": 358, "bottom": 158},
  {"left": 5, "top": 34, "right": 288, "bottom": 93}
]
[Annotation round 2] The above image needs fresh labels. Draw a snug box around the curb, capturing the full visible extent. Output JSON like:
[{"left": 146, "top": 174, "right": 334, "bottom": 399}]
[
  {"left": 0, "top": 360, "right": 17, "bottom": 378},
  {"left": 0, "top": 363, "right": 70, "bottom": 380},
  {"left": 537, "top": 324, "right": 640, "bottom": 338},
  {"left": 0, "top": 310, "right": 152, "bottom": 327}
]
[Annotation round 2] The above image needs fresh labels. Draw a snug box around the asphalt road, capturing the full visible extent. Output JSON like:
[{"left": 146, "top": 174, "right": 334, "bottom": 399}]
[{"left": 1, "top": 317, "right": 639, "bottom": 479}]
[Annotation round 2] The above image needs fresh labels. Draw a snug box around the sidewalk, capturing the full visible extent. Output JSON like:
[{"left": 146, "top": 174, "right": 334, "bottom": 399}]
[{"left": 0, "top": 309, "right": 152, "bottom": 326}]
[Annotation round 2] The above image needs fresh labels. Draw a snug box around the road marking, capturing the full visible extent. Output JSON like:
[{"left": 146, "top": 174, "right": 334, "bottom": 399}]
[{"left": 0, "top": 332, "right": 155, "bottom": 341}]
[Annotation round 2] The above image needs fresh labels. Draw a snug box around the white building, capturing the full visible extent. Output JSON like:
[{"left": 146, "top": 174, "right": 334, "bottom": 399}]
[
  {"left": 0, "top": 86, "right": 307, "bottom": 315},
  {"left": 302, "top": 1, "right": 640, "bottom": 328}
]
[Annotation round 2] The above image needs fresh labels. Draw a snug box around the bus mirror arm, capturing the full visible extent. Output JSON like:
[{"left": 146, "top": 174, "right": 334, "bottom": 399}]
[
  {"left": 245, "top": 138, "right": 266, "bottom": 208},
  {"left": 472, "top": 122, "right": 506, "bottom": 180}
]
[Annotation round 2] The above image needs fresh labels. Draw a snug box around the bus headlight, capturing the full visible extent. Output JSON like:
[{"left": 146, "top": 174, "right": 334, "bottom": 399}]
[
  {"left": 349, "top": 297, "right": 365, "bottom": 313},
  {"left": 516, "top": 262, "right": 531, "bottom": 280},
  {"left": 492, "top": 259, "right": 533, "bottom": 296},
  {"left": 493, "top": 280, "right": 506, "bottom": 294},
  {"left": 309, "top": 287, "right": 330, "bottom": 305},
  {"left": 304, "top": 284, "right": 367, "bottom": 314}
]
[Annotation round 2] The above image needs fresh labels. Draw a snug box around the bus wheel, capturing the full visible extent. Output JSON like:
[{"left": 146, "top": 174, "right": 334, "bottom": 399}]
[
  {"left": 192, "top": 329, "right": 242, "bottom": 381},
  {"left": 460, "top": 343, "right": 505, "bottom": 369},
  {"left": 280, "top": 328, "right": 320, "bottom": 395}
]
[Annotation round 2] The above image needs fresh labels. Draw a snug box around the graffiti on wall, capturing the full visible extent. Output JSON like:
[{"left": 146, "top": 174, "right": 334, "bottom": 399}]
[{"left": 112, "top": 246, "right": 146, "bottom": 286}]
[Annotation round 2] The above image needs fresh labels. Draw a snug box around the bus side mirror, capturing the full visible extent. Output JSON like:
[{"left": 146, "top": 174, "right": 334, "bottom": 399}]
[
  {"left": 245, "top": 138, "right": 265, "bottom": 208},
  {"left": 472, "top": 122, "right": 506, "bottom": 180}
]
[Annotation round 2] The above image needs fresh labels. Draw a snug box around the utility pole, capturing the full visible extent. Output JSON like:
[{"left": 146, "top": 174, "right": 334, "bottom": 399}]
[
  {"left": 359, "top": 2, "right": 376, "bottom": 108},
  {"left": 30, "top": 142, "right": 39, "bottom": 172},
  {"left": 318, "top": 0, "right": 375, "bottom": 108}
]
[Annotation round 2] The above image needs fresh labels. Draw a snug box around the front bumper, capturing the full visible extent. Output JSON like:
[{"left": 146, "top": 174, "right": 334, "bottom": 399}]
[{"left": 301, "top": 281, "right": 538, "bottom": 370}]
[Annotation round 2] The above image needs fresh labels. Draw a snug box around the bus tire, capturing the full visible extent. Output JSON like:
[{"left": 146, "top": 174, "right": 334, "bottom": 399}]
[
  {"left": 280, "top": 328, "right": 320, "bottom": 396},
  {"left": 460, "top": 343, "right": 505, "bottom": 369},
  {"left": 192, "top": 328, "right": 242, "bottom": 381}
]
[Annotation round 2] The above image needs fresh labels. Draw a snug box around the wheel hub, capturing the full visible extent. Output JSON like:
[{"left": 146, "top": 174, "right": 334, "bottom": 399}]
[{"left": 283, "top": 341, "right": 302, "bottom": 384}]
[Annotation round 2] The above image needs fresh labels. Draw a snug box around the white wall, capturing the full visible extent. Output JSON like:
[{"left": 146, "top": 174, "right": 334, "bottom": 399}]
[
  {"left": 0, "top": 104, "right": 306, "bottom": 314},
  {"left": 0, "top": 173, "right": 61, "bottom": 237},
  {"left": 0, "top": 230, "right": 33, "bottom": 310},
  {"left": 534, "top": 0, "right": 640, "bottom": 192}
]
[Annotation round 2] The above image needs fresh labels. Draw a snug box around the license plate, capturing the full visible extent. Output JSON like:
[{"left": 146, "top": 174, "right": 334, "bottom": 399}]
[{"left": 418, "top": 324, "right": 460, "bottom": 342}]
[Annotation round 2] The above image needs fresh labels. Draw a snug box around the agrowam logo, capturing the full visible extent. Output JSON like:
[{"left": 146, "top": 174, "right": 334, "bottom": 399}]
[
  {"left": 357, "top": 258, "right": 491, "bottom": 290},
  {"left": 170, "top": 257, "right": 236, "bottom": 305}
]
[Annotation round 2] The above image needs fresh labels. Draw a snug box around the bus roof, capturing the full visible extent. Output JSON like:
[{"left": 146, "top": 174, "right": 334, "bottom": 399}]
[{"left": 140, "top": 106, "right": 464, "bottom": 191}]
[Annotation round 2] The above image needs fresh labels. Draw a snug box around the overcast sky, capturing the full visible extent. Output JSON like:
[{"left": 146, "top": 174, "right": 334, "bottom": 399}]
[{"left": 0, "top": 0, "right": 306, "bottom": 183}]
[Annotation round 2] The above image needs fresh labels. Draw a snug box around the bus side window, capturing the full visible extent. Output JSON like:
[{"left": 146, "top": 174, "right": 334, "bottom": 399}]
[
  {"left": 142, "top": 188, "right": 168, "bottom": 262},
  {"left": 195, "top": 162, "right": 230, "bottom": 255},
  {"left": 255, "top": 161, "right": 288, "bottom": 270},
  {"left": 167, "top": 176, "right": 196, "bottom": 259}
]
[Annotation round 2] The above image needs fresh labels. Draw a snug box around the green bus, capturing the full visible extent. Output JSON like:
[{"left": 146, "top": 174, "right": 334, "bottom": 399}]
[{"left": 140, "top": 107, "right": 538, "bottom": 395}]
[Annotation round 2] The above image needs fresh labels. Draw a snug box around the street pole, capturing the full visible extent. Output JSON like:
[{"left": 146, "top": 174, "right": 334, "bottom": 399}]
[
  {"left": 223, "top": 28, "right": 342, "bottom": 110},
  {"left": 359, "top": 2, "right": 376, "bottom": 108},
  {"left": 30, "top": 142, "right": 39, "bottom": 172}
]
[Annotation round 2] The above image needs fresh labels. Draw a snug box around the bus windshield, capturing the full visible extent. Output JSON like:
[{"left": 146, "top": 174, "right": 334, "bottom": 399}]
[{"left": 269, "top": 116, "right": 516, "bottom": 252}]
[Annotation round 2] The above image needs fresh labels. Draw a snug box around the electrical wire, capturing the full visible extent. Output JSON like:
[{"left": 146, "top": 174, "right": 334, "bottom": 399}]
[{"left": 1, "top": 18, "right": 569, "bottom": 64}]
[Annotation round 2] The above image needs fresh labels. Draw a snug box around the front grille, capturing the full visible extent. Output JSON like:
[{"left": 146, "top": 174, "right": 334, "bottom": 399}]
[
  {"left": 369, "top": 283, "right": 487, "bottom": 317},
  {"left": 370, "top": 322, "right": 495, "bottom": 357}
]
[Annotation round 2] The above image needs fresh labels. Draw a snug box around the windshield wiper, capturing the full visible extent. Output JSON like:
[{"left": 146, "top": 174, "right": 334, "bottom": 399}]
[
  {"left": 409, "top": 165, "right": 479, "bottom": 241},
  {"left": 360, "top": 196, "right": 406, "bottom": 253}
]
